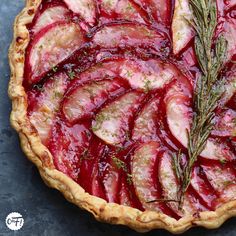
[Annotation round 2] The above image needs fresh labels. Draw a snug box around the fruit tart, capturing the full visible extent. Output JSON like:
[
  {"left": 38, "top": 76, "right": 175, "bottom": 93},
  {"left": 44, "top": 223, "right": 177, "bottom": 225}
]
[{"left": 9, "top": 0, "right": 236, "bottom": 233}]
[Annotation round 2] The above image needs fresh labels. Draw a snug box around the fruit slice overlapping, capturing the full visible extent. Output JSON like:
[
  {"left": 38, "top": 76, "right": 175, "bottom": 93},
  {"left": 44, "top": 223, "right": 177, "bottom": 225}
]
[
  {"left": 25, "top": 0, "right": 236, "bottom": 219},
  {"left": 26, "top": 22, "right": 85, "bottom": 84},
  {"left": 32, "top": 4, "right": 70, "bottom": 34}
]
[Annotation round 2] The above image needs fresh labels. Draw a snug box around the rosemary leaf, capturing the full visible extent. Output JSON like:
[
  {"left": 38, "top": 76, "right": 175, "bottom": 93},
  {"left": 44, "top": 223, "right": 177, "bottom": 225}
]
[{"left": 173, "top": 0, "right": 227, "bottom": 207}]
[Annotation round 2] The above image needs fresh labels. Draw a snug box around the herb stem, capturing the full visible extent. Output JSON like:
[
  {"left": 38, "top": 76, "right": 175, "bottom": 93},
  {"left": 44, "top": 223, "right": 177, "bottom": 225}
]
[{"left": 174, "top": 0, "right": 227, "bottom": 207}]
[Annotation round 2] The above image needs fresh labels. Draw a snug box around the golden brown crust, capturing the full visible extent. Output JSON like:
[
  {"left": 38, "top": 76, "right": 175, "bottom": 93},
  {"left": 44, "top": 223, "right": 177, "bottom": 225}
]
[{"left": 8, "top": 0, "right": 236, "bottom": 233}]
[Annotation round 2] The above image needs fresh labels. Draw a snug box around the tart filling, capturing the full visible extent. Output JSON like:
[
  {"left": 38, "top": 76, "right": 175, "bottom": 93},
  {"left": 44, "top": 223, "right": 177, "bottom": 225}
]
[{"left": 22, "top": 0, "right": 236, "bottom": 220}]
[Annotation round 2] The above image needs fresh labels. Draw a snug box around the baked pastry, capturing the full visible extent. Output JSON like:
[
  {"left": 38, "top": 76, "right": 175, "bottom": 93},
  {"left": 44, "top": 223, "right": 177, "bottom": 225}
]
[{"left": 9, "top": 0, "right": 236, "bottom": 233}]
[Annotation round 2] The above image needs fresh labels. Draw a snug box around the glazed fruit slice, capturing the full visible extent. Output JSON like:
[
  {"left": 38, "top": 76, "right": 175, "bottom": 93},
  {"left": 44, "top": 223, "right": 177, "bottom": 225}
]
[
  {"left": 77, "top": 58, "right": 179, "bottom": 91},
  {"left": 132, "top": 97, "right": 160, "bottom": 142},
  {"left": 33, "top": 5, "right": 70, "bottom": 34},
  {"left": 165, "top": 80, "right": 192, "bottom": 148},
  {"left": 172, "top": 0, "right": 194, "bottom": 54},
  {"left": 190, "top": 167, "right": 218, "bottom": 209},
  {"left": 26, "top": 22, "right": 85, "bottom": 84},
  {"left": 50, "top": 123, "right": 91, "bottom": 181},
  {"left": 100, "top": 0, "right": 146, "bottom": 24},
  {"left": 132, "top": 142, "right": 163, "bottom": 212},
  {"left": 28, "top": 73, "right": 68, "bottom": 144},
  {"left": 134, "top": 0, "right": 171, "bottom": 24},
  {"left": 62, "top": 78, "right": 127, "bottom": 122},
  {"left": 99, "top": 153, "right": 121, "bottom": 203},
  {"left": 159, "top": 151, "right": 196, "bottom": 216},
  {"left": 202, "top": 164, "right": 236, "bottom": 206},
  {"left": 79, "top": 138, "right": 106, "bottom": 199},
  {"left": 119, "top": 59, "right": 177, "bottom": 91},
  {"left": 92, "top": 91, "right": 145, "bottom": 145},
  {"left": 63, "top": 0, "right": 96, "bottom": 25},
  {"left": 222, "top": 17, "right": 236, "bottom": 62},
  {"left": 93, "top": 23, "right": 168, "bottom": 53},
  {"left": 212, "top": 109, "right": 236, "bottom": 137}
]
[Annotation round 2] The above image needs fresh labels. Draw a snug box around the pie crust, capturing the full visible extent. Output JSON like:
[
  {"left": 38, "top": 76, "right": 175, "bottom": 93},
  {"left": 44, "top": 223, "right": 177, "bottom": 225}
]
[{"left": 8, "top": 0, "right": 236, "bottom": 233}]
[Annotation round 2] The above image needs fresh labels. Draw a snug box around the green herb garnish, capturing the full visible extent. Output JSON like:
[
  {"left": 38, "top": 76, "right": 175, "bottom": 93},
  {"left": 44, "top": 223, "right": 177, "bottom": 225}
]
[
  {"left": 68, "top": 70, "right": 75, "bottom": 80},
  {"left": 173, "top": 0, "right": 228, "bottom": 208},
  {"left": 112, "top": 156, "right": 133, "bottom": 185}
]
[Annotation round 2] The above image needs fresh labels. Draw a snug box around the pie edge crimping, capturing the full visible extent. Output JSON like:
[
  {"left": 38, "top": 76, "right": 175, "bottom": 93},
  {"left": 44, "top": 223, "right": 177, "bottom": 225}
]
[{"left": 8, "top": 0, "right": 236, "bottom": 233}]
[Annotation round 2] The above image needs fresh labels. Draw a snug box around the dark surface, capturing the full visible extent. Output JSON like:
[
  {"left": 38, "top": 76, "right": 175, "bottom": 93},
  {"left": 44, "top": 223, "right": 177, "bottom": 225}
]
[{"left": 0, "top": 1, "right": 236, "bottom": 235}]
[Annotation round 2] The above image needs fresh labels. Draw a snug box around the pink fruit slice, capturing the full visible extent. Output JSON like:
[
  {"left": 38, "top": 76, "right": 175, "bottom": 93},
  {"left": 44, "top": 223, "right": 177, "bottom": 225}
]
[
  {"left": 212, "top": 109, "right": 236, "bottom": 137},
  {"left": 131, "top": 142, "right": 162, "bottom": 211},
  {"left": 159, "top": 151, "right": 196, "bottom": 216},
  {"left": 190, "top": 167, "right": 218, "bottom": 209},
  {"left": 172, "top": 0, "right": 194, "bottom": 54},
  {"left": 93, "top": 23, "right": 167, "bottom": 52},
  {"left": 62, "top": 78, "right": 127, "bottom": 122},
  {"left": 165, "top": 81, "right": 235, "bottom": 161},
  {"left": 92, "top": 91, "right": 145, "bottom": 146},
  {"left": 29, "top": 73, "right": 68, "bottom": 145},
  {"left": 220, "top": 76, "right": 236, "bottom": 106},
  {"left": 134, "top": 0, "right": 171, "bottom": 24},
  {"left": 223, "top": 18, "right": 236, "bottom": 62},
  {"left": 100, "top": 156, "right": 120, "bottom": 203},
  {"left": 119, "top": 59, "right": 177, "bottom": 91},
  {"left": 26, "top": 22, "right": 85, "bottom": 84},
  {"left": 100, "top": 0, "right": 146, "bottom": 24},
  {"left": 50, "top": 123, "right": 91, "bottom": 181},
  {"left": 132, "top": 97, "right": 160, "bottom": 142},
  {"left": 202, "top": 164, "right": 236, "bottom": 206},
  {"left": 91, "top": 170, "right": 106, "bottom": 199},
  {"left": 80, "top": 58, "right": 177, "bottom": 91},
  {"left": 79, "top": 138, "right": 106, "bottom": 197},
  {"left": 63, "top": 0, "right": 96, "bottom": 25},
  {"left": 165, "top": 81, "right": 192, "bottom": 148},
  {"left": 33, "top": 6, "right": 69, "bottom": 34},
  {"left": 119, "top": 180, "right": 133, "bottom": 206}
]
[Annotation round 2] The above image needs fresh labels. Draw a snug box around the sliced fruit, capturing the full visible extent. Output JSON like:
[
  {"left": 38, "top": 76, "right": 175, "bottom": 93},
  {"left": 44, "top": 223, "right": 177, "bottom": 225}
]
[
  {"left": 159, "top": 151, "right": 196, "bottom": 216},
  {"left": 80, "top": 59, "right": 125, "bottom": 81},
  {"left": 134, "top": 0, "right": 171, "bottom": 24},
  {"left": 172, "top": 0, "right": 194, "bottom": 54},
  {"left": 26, "top": 22, "right": 85, "bottom": 84},
  {"left": 119, "top": 180, "right": 133, "bottom": 206},
  {"left": 132, "top": 97, "right": 160, "bottom": 142},
  {"left": 223, "top": 18, "right": 236, "bottom": 62},
  {"left": 190, "top": 167, "right": 218, "bottom": 209},
  {"left": 165, "top": 81, "right": 235, "bottom": 161},
  {"left": 101, "top": 163, "right": 120, "bottom": 203},
  {"left": 80, "top": 58, "right": 178, "bottom": 91},
  {"left": 120, "top": 59, "right": 177, "bottom": 91},
  {"left": 212, "top": 109, "right": 236, "bottom": 137},
  {"left": 100, "top": 0, "right": 146, "bottom": 24},
  {"left": 93, "top": 23, "right": 167, "bottom": 53},
  {"left": 219, "top": 75, "right": 236, "bottom": 106},
  {"left": 202, "top": 164, "right": 236, "bottom": 206},
  {"left": 63, "top": 78, "right": 127, "bottom": 122},
  {"left": 91, "top": 169, "right": 107, "bottom": 199},
  {"left": 49, "top": 123, "right": 91, "bottom": 181},
  {"left": 33, "top": 6, "right": 69, "bottom": 34},
  {"left": 92, "top": 91, "right": 145, "bottom": 146},
  {"left": 79, "top": 137, "right": 106, "bottom": 196},
  {"left": 63, "top": 0, "right": 96, "bottom": 25},
  {"left": 132, "top": 142, "right": 162, "bottom": 211},
  {"left": 29, "top": 73, "right": 68, "bottom": 145},
  {"left": 165, "top": 81, "right": 192, "bottom": 148},
  {"left": 217, "top": 0, "right": 236, "bottom": 14}
]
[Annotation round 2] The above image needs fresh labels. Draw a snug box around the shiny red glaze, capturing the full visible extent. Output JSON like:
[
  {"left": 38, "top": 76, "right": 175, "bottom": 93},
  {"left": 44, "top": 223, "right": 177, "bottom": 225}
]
[{"left": 24, "top": 0, "right": 236, "bottom": 218}]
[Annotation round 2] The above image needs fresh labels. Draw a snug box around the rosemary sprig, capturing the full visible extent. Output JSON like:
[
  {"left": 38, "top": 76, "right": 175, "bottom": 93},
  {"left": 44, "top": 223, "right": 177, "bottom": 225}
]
[{"left": 174, "top": 0, "right": 227, "bottom": 208}]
